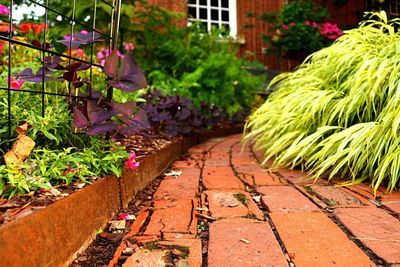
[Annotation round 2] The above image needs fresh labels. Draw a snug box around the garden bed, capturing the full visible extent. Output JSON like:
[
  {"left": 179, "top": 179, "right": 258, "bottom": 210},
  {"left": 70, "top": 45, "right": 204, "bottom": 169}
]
[{"left": 0, "top": 126, "right": 242, "bottom": 267}]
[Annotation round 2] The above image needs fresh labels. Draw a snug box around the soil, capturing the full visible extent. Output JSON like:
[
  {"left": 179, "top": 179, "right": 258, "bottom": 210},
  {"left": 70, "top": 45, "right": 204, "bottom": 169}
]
[
  {"left": 70, "top": 171, "right": 167, "bottom": 267},
  {"left": 0, "top": 135, "right": 173, "bottom": 227}
]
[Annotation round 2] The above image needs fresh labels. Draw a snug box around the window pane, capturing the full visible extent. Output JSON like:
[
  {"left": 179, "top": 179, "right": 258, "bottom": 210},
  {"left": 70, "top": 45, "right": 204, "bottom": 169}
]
[
  {"left": 199, "top": 0, "right": 207, "bottom": 5},
  {"left": 211, "top": 0, "right": 219, "bottom": 7},
  {"left": 188, "top": 7, "right": 197, "bottom": 18},
  {"left": 199, "top": 8, "right": 207, "bottom": 19},
  {"left": 221, "top": 0, "right": 229, "bottom": 8},
  {"left": 221, "top": 10, "right": 229, "bottom": 21},
  {"left": 211, "top": 9, "right": 219, "bottom": 20},
  {"left": 188, "top": 0, "right": 197, "bottom": 4}
]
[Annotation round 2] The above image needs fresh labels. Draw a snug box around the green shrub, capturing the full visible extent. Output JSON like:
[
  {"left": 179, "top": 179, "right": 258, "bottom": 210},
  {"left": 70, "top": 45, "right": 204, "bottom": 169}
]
[
  {"left": 129, "top": 5, "right": 263, "bottom": 116},
  {"left": 245, "top": 12, "right": 400, "bottom": 192}
]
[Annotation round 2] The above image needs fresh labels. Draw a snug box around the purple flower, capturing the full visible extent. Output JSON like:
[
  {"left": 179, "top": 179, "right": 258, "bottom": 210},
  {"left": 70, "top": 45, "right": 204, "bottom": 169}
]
[{"left": 0, "top": 4, "right": 9, "bottom": 16}]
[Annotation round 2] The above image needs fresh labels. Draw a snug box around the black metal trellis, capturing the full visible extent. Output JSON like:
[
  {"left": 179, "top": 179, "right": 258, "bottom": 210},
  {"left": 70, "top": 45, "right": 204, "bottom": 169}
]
[{"left": 0, "top": 0, "right": 122, "bottom": 141}]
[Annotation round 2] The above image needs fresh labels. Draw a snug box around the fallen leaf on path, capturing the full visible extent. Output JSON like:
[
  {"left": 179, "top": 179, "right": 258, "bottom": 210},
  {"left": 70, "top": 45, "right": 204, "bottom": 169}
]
[
  {"left": 196, "top": 213, "right": 217, "bottom": 221},
  {"left": 164, "top": 170, "right": 182, "bottom": 177},
  {"left": 252, "top": 195, "right": 261, "bottom": 203},
  {"left": 109, "top": 220, "right": 126, "bottom": 231},
  {"left": 196, "top": 207, "right": 209, "bottom": 212}
]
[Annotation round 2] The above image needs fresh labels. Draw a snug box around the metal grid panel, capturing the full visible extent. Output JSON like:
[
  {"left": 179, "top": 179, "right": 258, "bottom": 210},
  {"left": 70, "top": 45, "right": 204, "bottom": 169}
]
[{"left": 0, "top": 0, "right": 121, "bottom": 139}]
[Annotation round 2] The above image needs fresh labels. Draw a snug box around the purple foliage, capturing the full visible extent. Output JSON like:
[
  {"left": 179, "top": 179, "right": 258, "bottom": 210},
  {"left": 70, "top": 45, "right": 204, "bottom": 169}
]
[
  {"left": 104, "top": 50, "right": 147, "bottom": 92},
  {"left": 57, "top": 31, "right": 102, "bottom": 50},
  {"left": 140, "top": 90, "right": 225, "bottom": 137}
]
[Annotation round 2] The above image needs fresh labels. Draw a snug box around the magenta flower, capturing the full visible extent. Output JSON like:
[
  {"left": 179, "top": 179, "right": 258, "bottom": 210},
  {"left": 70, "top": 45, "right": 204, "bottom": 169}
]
[
  {"left": 0, "top": 4, "right": 9, "bottom": 16},
  {"left": 124, "top": 42, "right": 135, "bottom": 51},
  {"left": 282, "top": 24, "right": 288, "bottom": 30},
  {"left": 97, "top": 48, "right": 124, "bottom": 66},
  {"left": 9, "top": 76, "right": 24, "bottom": 90},
  {"left": 125, "top": 152, "right": 139, "bottom": 169},
  {"left": 305, "top": 20, "right": 311, "bottom": 26},
  {"left": 289, "top": 22, "right": 295, "bottom": 27},
  {"left": 313, "top": 22, "right": 318, "bottom": 28}
]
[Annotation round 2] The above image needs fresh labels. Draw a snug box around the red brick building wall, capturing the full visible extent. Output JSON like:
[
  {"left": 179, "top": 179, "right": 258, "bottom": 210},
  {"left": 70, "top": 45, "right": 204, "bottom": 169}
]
[
  {"left": 236, "top": 0, "right": 284, "bottom": 68},
  {"left": 314, "top": 0, "right": 366, "bottom": 26}
]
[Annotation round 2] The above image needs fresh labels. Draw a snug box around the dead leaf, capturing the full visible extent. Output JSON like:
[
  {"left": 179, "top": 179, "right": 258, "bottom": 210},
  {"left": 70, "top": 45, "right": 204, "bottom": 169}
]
[
  {"left": 4, "top": 124, "right": 35, "bottom": 166},
  {"left": 164, "top": 170, "right": 182, "bottom": 177},
  {"left": 109, "top": 220, "right": 126, "bottom": 231},
  {"left": 75, "top": 183, "right": 86, "bottom": 189},
  {"left": 252, "top": 195, "right": 261, "bottom": 203},
  {"left": 240, "top": 238, "right": 250, "bottom": 244}
]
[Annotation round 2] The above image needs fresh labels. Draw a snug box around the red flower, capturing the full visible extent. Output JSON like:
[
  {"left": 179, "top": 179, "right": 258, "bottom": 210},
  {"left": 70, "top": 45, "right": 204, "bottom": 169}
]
[
  {"left": 32, "top": 23, "right": 47, "bottom": 35},
  {"left": 18, "top": 22, "right": 33, "bottom": 33},
  {"left": 9, "top": 76, "right": 24, "bottom": 90}
]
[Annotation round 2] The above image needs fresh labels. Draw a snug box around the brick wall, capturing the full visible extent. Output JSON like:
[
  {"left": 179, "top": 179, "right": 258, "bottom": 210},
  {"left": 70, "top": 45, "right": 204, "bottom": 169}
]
[
  {"left": 314, "top": 0, "right": 366, "bottom": 26},
  {"left": 236, "top": 0, "right": 285, "bottom": 68}
]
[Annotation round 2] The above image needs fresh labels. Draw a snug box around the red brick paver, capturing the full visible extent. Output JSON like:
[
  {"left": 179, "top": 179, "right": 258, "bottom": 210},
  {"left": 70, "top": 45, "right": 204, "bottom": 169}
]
[
  {"left": 208, "top": 218, "right": 287, "bottom": 266},
  {"left": 117, "top": 134, "right": 400, "bottom": 267},
  {"left": 259, "top": 186, "right": 320, "bottom": 213},
  {"left": 145, "top": 199, "right": 196, "bottom": 236},
  {"left": 271, "top": 212, "right": 375, "bottom": 266},
  {"left": 202, "top": 166, "right": 244, "bottom": 189},
  {"left": 335, "top": 207, "right": 400, "bottom": 264},
  {"left": 205, "top": 190, "right": 263, "bottom": 219}
]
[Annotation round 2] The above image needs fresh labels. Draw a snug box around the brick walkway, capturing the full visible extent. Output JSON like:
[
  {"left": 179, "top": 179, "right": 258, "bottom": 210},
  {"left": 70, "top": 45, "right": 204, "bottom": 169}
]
[{"left": 112, "top": 134, "right": 400, "bottom": 267}]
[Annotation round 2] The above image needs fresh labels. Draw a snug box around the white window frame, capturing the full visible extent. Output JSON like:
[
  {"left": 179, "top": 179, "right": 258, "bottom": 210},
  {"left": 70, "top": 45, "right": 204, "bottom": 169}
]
[{"left": 187, "top": 0, "right": 237, "bottom": 37}]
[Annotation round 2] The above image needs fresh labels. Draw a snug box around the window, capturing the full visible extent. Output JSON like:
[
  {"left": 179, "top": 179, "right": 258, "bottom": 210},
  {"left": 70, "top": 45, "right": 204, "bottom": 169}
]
[
  {"left": 366, "top": 0, "right": 400, "bottom": 16},
  {"left": 187, "top": 0, "right": 237, "bottom": 36}
]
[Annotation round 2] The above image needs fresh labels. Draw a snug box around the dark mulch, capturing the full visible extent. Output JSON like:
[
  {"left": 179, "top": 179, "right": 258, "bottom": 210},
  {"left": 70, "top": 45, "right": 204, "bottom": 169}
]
[{"left": 70, "top": 173, "right": 165, "bottom": 267}]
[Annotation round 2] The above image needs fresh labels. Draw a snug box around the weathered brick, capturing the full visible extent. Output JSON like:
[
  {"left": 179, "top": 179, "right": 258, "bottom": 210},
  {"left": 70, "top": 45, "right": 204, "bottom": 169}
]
[
  {"left": 202, "top": 167, "right": 244, "bottom": 190},
  {"left": 205, "top": 190, "right": 263, "bottom": 220},
  {"left": 154, "top": 168, "right": 200, "bottom": 201},
  {"left": 335, "top": 207, "right": 400, "bottom": 264},
  {"left": 271, "top": 212, "right": 374, "bottom": 266},
  {"left": 208, "top": 218, "right": 287, "bottom": 266},
  {"left": 259, "top": 186, "right": 320, "bottom": 213},
  {"left": 145, "top": 199, "right": 195, "bottom": 236}
]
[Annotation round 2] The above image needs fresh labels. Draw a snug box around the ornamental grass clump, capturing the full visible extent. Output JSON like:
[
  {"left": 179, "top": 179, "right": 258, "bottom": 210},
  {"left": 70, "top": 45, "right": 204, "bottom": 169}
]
[{"left": 245, "top": 12, "right": 400, "bottom": 192}]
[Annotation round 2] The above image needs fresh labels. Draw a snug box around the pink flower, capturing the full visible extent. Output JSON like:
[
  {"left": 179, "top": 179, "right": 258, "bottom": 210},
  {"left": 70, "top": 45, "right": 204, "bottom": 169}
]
[
  {"left": 80, "top": 30, "right": 88, "bottom": 35},
  {"left": 125, "top": 152, "right": 139, "bottom": 169},
  {"left": 97, "top": 48, "right": 124, "bottom": 66},
  {"left": 320, "top": 22, "right": 342, "bottom": 40},
  {"left": 117, "top": 213, "right": 133, "bottom": 220},
  {"left": 305, "top": 20, "right": 311, "bottom": 26},
  {"left": 0, "top": 4, "right": 9, "bottom": 16},
  {"left": 282, "top": 24, "right": 288, "bottom": 30},
  {"left": 124, "top": 42, "right": 135, "bottom": 51},
  {"left": 289, "top": 22, "right": 295, "bottom": 27},
  {"left": 313, "top": 22, "right": 318, "bottom": 28},
  {"left": 9, "top": 76, "right": 24, "bottom": 90}
]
